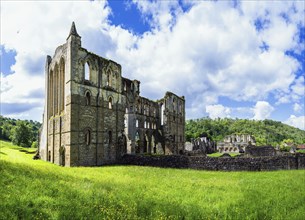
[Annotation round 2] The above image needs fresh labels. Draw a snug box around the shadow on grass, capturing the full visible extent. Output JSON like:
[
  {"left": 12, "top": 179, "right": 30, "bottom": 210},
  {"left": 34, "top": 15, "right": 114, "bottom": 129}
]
[
  {"left": 18, "top": 149, "right": 36, "bottom": 154},
  {"left": 0, "top": 151, "right": 7, "bottom": 155}
]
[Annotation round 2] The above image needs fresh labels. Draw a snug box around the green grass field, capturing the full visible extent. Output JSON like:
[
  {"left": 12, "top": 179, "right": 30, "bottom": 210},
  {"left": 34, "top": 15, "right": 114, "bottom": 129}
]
[{"left": 1, "top": 140, "right": 305, "bottom": 220}]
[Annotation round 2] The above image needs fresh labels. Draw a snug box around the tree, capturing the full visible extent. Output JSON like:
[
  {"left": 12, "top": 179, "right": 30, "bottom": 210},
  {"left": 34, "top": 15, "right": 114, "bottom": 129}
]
[{"left": 11, "top": 121, "right": 33, "bottom": 148}]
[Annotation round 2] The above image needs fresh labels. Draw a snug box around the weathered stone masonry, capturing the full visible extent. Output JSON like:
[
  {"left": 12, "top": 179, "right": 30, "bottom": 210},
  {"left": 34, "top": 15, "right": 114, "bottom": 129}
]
[
  {"left": 120, "top": 154, "right": 305, "bottom": 171},
  {"left": 39, "top": 22, "right": 185, "bottom": 166}
]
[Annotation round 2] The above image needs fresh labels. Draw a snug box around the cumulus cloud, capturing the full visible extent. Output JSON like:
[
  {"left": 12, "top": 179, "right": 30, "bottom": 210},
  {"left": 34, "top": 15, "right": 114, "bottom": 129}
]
[
  {"left": 252, "top": 101, "right": 274, "bottom": 120},
  {"left": 206, "top": 104, "right": 231, "bottom": 119},
  {"left": 293, "top": 103, "right": 302, "bottom": 113},
  {"left": 107, "top": 1, "right": 303, "bottom": 114},
  {"left": 1, "top": 1, "right": 111, "bottom": 121},
  {"left": 1, "top": 0, "right": 304, "bottom": 124},
  {"left": 285, "top": 115, "right": 305, "bottom": 130}
]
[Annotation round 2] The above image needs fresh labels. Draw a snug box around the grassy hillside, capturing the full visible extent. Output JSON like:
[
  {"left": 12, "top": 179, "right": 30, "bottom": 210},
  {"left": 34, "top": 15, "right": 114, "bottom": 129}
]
[
  {"left": 186, "top": 118, "right": 305, "bottom": 145},
  {"left": 1, "top": 140, "right": 305, "bottom": 219}
]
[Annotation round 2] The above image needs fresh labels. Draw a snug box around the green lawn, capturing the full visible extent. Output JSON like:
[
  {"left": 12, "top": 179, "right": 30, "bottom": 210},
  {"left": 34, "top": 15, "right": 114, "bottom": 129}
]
[
  {"left": 1, "top": 140, "right": 305, "bottom": 220},
  {"left": 207, "top": 152, "right": 241, "bottom": 157}
]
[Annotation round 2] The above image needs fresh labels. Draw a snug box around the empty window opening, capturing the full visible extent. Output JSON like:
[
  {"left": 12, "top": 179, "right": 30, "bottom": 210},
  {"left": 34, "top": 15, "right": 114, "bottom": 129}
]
[
  {"left": 108, "top": 97, "right": 113, "bottom": 109},
  {"left": 85, "top": 129, "right": 91, "bottom": 145},
  {"left": 108, "top": 131, "right": 112, "bottom": 144},
  {"left": 84, "top": 62, "right": 90, "bottom": 80},
  {"left": 107, "top": 72, "right": 112, "bottom": 87},
  {"left": 85, "top": 91, "right": 91, "bottom": 106},
  {"left": 124, "top": 117, "right": 127, "bottom": 128},
  {"left": 48, "top": 151, "right": 51, "bottom": 161},
  {"left": 161, "top": 103, "right": 164, "bottom": 125}
]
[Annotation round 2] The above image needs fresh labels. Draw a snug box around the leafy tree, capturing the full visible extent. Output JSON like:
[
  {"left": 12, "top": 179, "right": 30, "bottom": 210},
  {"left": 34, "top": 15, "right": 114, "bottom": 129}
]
[
  {"left": 11, "top": 121, "right": 33, "bottom": 148},
  {"left": 0, "top": 116, "right": 41, "bottom": 146},
  {"left": 185, "top": 117, "right": 305, "bottom": 146}
]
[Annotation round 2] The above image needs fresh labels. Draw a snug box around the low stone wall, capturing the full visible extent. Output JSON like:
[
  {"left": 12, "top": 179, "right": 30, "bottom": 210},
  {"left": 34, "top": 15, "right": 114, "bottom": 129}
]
[
  {"left": 245, "top": 146, "right": 276, "bottom": 157},
  {"left": 119, "top": 153, "right": 305, "bottom": 171}
]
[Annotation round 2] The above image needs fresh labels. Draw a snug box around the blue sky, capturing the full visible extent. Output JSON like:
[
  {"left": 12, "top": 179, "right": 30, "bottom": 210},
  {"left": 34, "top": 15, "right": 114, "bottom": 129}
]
[{"left": 1, "top": 0, "right": 304, "bottom": 130}]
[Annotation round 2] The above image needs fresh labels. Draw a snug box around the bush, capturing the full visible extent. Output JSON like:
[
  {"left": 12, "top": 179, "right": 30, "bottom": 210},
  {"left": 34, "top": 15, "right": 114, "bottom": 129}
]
[{"left": 31, "top": 141, "right": 38, "bottom": 148}]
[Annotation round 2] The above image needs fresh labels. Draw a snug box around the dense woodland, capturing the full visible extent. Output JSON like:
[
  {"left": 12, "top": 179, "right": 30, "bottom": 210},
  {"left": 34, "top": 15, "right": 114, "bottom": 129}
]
[
  {"left": 186, "top": 117, "right": 305, "bottom": 146},
  {"left": 0, "top": 115, "right": 304, "bottom": 148},
  {"left": 0, "top": 116, "right": 41, "bottom": 148}
]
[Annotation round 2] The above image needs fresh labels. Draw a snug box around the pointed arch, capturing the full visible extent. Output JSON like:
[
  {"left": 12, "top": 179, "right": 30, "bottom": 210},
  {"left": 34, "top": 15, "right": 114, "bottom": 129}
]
[
  {"left": 107, "top": 70, "right": 112, "bottom": 87},
  {"left": 108, "top": 97, "right": 113, "bottom": 109},
  {"left": 59, "top": 58, "right": 65, "bottom": 112},
  {"left": 54, "top": 63, "right": 59, "bottom": 115},
  {"left": 135, "top": 131, "right": 140, "bottom": 154},
  {"left": 85, "top": 128, "right": 91, "bottom": 145},
  {"left": 49, "top": 70, "right": 54, "bottom": 118},
  {"left": 85, "top": 90, "right": 91, "bottom": 106},
  {"left": 151, "top": 135, "right": 156, "bottom": 154},
  {"left": 161, "top": 103, "right": 164, "bottom": 125},
  {"left": 84, "top": 62, "right": 90, "bottom": 80}
]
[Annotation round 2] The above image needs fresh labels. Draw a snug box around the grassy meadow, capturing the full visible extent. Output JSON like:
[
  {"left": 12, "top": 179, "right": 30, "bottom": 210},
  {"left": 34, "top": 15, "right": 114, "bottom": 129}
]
[{"left": 1, "top": 140, "right": 305, "bottom": 220}]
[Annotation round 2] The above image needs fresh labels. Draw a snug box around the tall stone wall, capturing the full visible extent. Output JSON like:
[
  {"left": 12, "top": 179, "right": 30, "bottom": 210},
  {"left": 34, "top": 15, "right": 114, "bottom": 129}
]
[
  {"left": 40, "top": 22, "right": 186, "bottom": 167},
  {"left": 119, "top": 154, "right": 305, "bottom": 171}
]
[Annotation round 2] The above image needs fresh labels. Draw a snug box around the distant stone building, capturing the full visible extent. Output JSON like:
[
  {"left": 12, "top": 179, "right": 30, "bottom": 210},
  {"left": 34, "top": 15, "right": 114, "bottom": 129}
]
[
  {"left": 184, "top": 133, "right": 217, "bottom": 156},
  {"left": 217, "top": 134, "right": 256, "bottom": 153},
  {"left": 39, "top": 22, "right": 185, "bottom": 166}
]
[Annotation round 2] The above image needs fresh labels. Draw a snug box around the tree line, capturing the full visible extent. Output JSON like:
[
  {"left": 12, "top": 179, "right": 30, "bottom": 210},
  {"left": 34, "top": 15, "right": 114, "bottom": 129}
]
[
  {"left": 185, "top": 117, "right": 305, "bottom": 146},
  {"left": 0, "top": 116, "right": 41, "bottom": 148},
  {"left": 1, "top": 115, "right": 304, "bottom": 148}
]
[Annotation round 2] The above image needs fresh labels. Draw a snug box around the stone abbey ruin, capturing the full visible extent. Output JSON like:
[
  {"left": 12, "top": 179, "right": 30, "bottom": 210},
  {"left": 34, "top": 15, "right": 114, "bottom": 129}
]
[
  {"left": 39, "top": 22, "right": 185, "bottom": 166},
  {"left": 39, "top": 23, "right": 305, "bottom": 170}
]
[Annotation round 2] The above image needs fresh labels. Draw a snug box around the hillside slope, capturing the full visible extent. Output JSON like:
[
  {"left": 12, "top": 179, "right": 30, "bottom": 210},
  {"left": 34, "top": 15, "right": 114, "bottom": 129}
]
[
  {"left": 1, "top": 141, "right": 305, "bottom": 219},
  {"left": 186, "top": 118, "right": 305, "bottom": 145}
]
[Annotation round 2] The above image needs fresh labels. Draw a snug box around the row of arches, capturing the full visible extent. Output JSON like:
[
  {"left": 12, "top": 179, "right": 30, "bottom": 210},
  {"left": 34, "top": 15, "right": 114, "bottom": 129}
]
[
  {"left": 84, "top": 62, "right": 119, "bottom": 91},
  {"left": 135, "top": 119, "right": 157, "bottom": 129},
  {"left": 134, "top": 132, "right": 162, "bottom": 154},
  {"left": 84, "top": 90, "right": 113, "bottom": 109},
  {"left": 83, "top": 129, "right": 113, "bottom": 146},
  {"left": 135, "top": 100, "right": 157, "bottom": 117},
  {"left": 48, "top": 58, "right": 65, "bottom": 118}
]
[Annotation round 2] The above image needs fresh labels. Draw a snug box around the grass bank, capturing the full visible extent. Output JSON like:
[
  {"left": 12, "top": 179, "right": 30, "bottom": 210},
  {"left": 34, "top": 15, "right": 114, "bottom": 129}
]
[{"left": 1, "top": 140, "right": 305, "bottom": 219}]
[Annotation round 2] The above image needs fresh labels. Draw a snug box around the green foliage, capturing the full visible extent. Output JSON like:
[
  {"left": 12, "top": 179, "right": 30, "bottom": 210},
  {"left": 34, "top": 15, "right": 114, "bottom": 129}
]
[
  {"left": 186, "top": 117, "right": 305, "bottom": 146},
  {"left": 0, "top": 115, "right": 41, "bottom": 147},
  {"left": 31, "top": 141, "right": 38, "bottom": 148},
  {"left": 11, "top": 121, "right": 33, "bottom": 148},
  {"left": 1, "top": 140, "right": 305, "bottom": 219}
]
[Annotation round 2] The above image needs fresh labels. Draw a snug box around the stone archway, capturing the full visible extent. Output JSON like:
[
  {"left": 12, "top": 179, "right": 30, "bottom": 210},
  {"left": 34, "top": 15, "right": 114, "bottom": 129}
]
[{"left": 144, "top": 134, "right": 148, "bottom": 153}]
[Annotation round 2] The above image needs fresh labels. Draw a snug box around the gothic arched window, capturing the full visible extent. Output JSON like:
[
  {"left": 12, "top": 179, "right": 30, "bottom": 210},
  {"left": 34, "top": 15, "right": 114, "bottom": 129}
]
[
  {"left": 85, "top": 91, "right": 91, "bottom": 106},
  {"left": 84, "top": 62, "right": 90, "bottom": 81},
  {"left": 108, "top": 97, "right": 113, "bottom": 109},
  {"left": 85, "top": 129, "right": 91, "bottom": 145}
]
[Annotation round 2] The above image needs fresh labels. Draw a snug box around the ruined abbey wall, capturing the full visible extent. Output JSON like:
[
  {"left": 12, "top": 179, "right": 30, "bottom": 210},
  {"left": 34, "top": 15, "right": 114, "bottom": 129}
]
[
  {"left": 120, "top": 154, "right": 305, "bottom": 171},
  {"left": 39, "top": 23, "right": 185, "bottom": 166}
]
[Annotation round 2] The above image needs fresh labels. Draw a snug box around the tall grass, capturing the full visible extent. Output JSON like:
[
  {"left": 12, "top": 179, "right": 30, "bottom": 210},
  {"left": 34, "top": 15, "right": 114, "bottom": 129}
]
[{"left": 1, "top": 140, "right": 305, "bottom": 219}]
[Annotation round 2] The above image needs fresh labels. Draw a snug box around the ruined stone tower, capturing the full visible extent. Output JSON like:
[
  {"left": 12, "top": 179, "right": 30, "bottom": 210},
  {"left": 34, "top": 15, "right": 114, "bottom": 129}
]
[{"left": 39, "top": 22, "right": 185, "bottom": 166}]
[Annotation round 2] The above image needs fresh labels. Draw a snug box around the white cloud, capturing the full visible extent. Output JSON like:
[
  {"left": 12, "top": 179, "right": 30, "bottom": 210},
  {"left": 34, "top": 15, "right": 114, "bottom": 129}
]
[
  {"left": 206, "top": 104, "right": 231, "bottom": 119},
  {"left": 107, "top": 1, "right": 303, "bottom": 115},
  {"left": 252, "top": 101, "right": 274, "bottom": 120},
  {"left": 293, "top": 103, "right": 302, "bottom": 113},
  {"left": 1, "top": 0, "right": 304, "bottom": 123},
  {"left": 1, "top": 1, "right": 111, "bottom": 121},
  {"left": 285, "top": 115, "right": 305, "bottom": 130}
]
